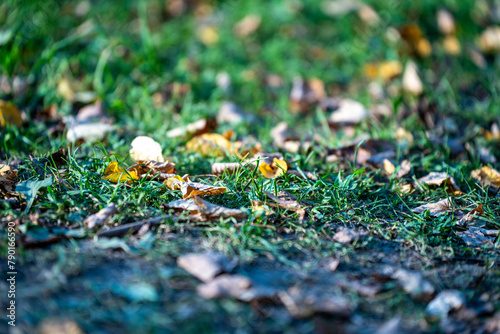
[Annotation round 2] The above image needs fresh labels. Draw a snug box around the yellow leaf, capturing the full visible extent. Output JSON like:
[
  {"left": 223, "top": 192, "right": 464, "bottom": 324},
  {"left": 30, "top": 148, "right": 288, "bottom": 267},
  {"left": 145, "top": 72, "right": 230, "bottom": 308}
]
[
  {"left": 102, "top": 161, "right": 138, "bottom": 183},
  {"left": 378, "top": 60, "right": 403, "bottom": 80},
  {"left": 180, "top": 182, "right": 227, "bottom": 200},
  {"left": 164, "top": 175, "right": 185, "bottom": 190},
  {"left": 443, "top": 36, "right": 461, "bottom": 55},
  {"left": 186, "top": 133, "right": 233, "bottom": 156},
  {"left": 471, "top": 166, "right": 500, "bottom": 191},
  {"left": 0, "top": 100, "right": 23, "bottom": 127},
  {"left": 259, "top": 158, "right": 288, "bottom": 179}
]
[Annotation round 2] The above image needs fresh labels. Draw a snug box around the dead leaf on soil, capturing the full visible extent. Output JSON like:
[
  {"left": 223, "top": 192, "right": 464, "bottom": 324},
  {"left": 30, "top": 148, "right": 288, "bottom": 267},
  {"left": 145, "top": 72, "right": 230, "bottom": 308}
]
[
  {"left": 364, "top": 60, "right": 402, "bottom": 80},
  {"left": 437, "top": 9, "right": 455, "bottom": 35},
  {"left": 102, "top": 161, "right": 139, "bottom": 183},
  {"left": 333, "top": 227, "right": 365, "bottom": 245},
  {"left": 164, "top": 176, "right": 227, "bottom": 200},
  {"left": 418, "top": 172, "right": 462, "bottom": 194},
  {"left": 289, "top": 77, "right": 326, "bottom": 113},
  {"left": 66, "top": 101, "right": 112, "bottom": 143},
  {"left": 131, "top": 160, "right": 176, "bottom": 181},
  {"left": 84, "top": 203, "right": 117, "bottom": 229},
  {"left": 457, "top": 227, "right": 498, "bottom": 248},
  {"left": 129, "top": 136, "right": 164, "bottom": 162},
  {"left": 259, "top": 158, "right": 288, "bottom": 179},
  {"left": 0, "top": 165, "right": 18, "bottom": 197},
  {"left": 456, "top": 204, "right": 484, "bottom": 227},
  {"left": 0, "top": 100, "right": 23, "bottom": 127},
  {"left": 471, "top": 166, "right": 500, "bottom": 193},
  {"left": 177, "top": 251, "right": 236, "bottom": 282},
  {"left": 166, "top": 118, "right": 217, "bottom": 139},
  {"left": 412, "top": 198, "right": 452, "bottom": 216},
  {"left": 164, "top": 197, "right": 247, "bottom": 221}
]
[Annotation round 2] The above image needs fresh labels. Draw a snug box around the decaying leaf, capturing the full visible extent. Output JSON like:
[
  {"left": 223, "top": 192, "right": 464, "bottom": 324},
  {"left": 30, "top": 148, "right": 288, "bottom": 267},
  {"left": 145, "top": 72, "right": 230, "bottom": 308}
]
[
  {"left": 456, "top": 204, "right": 484, "bottom": 227},
  {"left": 166, "top": 118, "right": 217, "bottom": 138},
  {"left": 164, "top": 197, "right": 247, "bottom": 221},
  {"left": 278, "top": 286, "right": 352, "bottom": 319},
  {"left": 177, "top": 251, "right": 236, "bottom": 282},
  {"left": 186, "top": 133, "right": 233, "bottom": 156},
  {"left": 164, "top": 176, "right": 227, "bottom": 200},
  {"left": 102, "top": 162, "right": 139, "bottom": 183},
  {"left": 471, "top": 166, "right": 500, "bottom": 193},
  {"left": 418, "top": 172, "right": 461, "bottom": 194},
  {"left": 129, "top": 136, "right": 164, "bottom": 162},
  {"left": 0, "top": 165, "right": 18, "bottom": 197},
  {"left": 259, "top": 158, "right": 288, "bottom": 179},
  {"left": 84, "top": 203, "right": 117, "bottom": 229},
  {"left": 212, "top": 162, "right": 243, "bottom": 175},
  {"left": 412, "top": 198, "right": 452, "bottom": 216},
  {"left": 403, "top": 61, "right": 423, "bottom": 95},
  {"left": 0, "top": 100, "right": 23, "bottom": 127},
  {"left": 457, "top": 227, "right": 498, "bottom": 247}
]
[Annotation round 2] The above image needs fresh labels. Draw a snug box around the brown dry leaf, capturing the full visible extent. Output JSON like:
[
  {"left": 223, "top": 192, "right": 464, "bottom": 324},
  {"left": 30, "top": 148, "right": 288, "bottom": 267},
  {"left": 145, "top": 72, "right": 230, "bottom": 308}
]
[
  {"left": 166, "top": 118, "right": 217, "bottom": 138},
  {"left": 289, "top": 77, "right": 326, "bottom": 113},
  {"left": 456, "top": 204, "right": 484, "bottom": 227},
  {"left": 129, "top": 136, "right": 164, "bottom": 162},
  {"left": 131, "top": 160, "right": 176, "bottom": 181},
  {"left": 177, "top": 251, "right": 236, "bottom": 282},
  {"left": 0, "top": 165, "right": 18, "bottom": 197},
  {"left": 186, "top": 133, "right": 234, "bottom": 157},
  {"left": 164, "top": 197, "right": 247, "bottom": 221},
  {"left": 259, "top": 158, "right": 288, "bottom": 179},
  {"left": 471, "top": 166, "right": 500, "bottom": 193},
  {"left": 102, "top": 162, "right": 139, "bottom": 183},
  {"left": 418, "top": 172, "right": 462, "bottom": 194},
  {"left": 0, "top": 100, "right": 23, "bottom": 127},
  {"left": 457, "top": 227, "right": 498, "bottom": 248},
  {"left": 84, "top": 203, "right": 117, "bottom": 229},
  {"left": 264, "top": 190, "right": 301, "bottom": 210},
  {"left": 163, "top": 176, "right": 227, "bottom": 200},
  {"left": 367, "top": 151, "right": 396, "bottom": 175},
  {"left": 234, "top": 14, "right": 261, "bottom": 37},
  {"left": 412, "top": 198, "right": 452, "bottom": 216},
  {"left": 396, "top": 160, "right": 412, "bottom": 178},
  {"left": 288, "top": 170, "right": 317, "bottom": 181}
]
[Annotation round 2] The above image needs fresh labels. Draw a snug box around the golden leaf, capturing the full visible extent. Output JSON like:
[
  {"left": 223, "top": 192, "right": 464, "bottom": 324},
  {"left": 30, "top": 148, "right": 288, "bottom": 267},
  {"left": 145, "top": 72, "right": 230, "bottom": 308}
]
[
  {"left": 102, "top": 162, "right": 138, "bottom": 183},
  {"left": 164, "top": 175, "right": 185, "bottom": 190},
  {"left": 259, "top": 158, "right": 288, "bottom": 179},
  {"left": 0, "top": 100, "right": 23, "bottom": 127},
  {"left": 186, "top": 133, "right": 233, "bottom": 156},
  {"left": 471, "top": 166, "right": 500, "bottom": 192}
]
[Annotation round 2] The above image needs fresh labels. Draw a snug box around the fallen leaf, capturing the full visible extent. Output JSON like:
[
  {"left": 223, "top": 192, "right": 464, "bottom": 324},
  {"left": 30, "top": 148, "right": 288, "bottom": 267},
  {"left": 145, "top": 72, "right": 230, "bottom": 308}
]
[
  {"left": 418, "top": 172, "right": 461, "bottom": 194},
  {"left": 0, "top": 165, "right": 18, "bottom": 197},
  {"left": 66, "top": 101, "right": 111, "bottom": 143},
  {"left": 412, "top": 198, "right": 452, "bottom": 216},
  {"left": 471, "top": 166, "right": 500, "bottom": 193},
  {"left": 129, "top": 136, "right": 164, "bottom": 162},
  {"left": 328, "top": 99, "right": 370, "bottom": 125},
  {"left": 364, "top": 61, "right": 402, "bottom": 80},
  {"left": 366, "top": 151, "right": 396, "bottom": 175},
  {"left": 437, "top": 9, "right": 456, "bottom": 35},
  {"left": 426, "top": 290, "right": 465, "bottom": 319},
  {"left": 164, "top": 197, "right": 247, "bottom": 221},
  {"left": 0, "top": 100, "right": 23, "bottom": 127},
  {"left": 289, "top": 77, "right": 326, "bottom": 113},
  {"left": 212, "top": 162, "right": 243, "bottom": 175},
  {"left": 217, "top": 101, "right": 255, "bottom": 124},
  {"left": 186, "top": 133, "right": 233, "bottom": 156},
  {"left": 164, "top": 176, "right": 227, "bottom": 199},
  {"left": 84, "top": 203, "right": 117, "bottom": 229},
  {"left": 259, "top": 158, "right": 288, "bottom": 179},
  {"left": 392, "top": 269, "right": 435, "bottom": 301},
  {"left": 443, "top": 36, "right": 461, "bottom": 55},
  {"left": 477, "top": 26, "right": 500, "bottom": 54},
  {"left": 278, "top": 286, "right": 352, "bottom": 319},
  {"left": 197, "top": 25, "right": 219, "bottom": 45},
  {"left": 333, "top": 227, "right": 364, "bottom": 245},
  {"left": 396, "top": 160, "right": 412, "bottom": 178},
  {"left": 234, "top": 14, "right": 261, "bottom": 37},
  {"left": 132, "top": 160, "right": 176, "bottom": 180},
  {"left": 456, "top": 204, "right": 484, "bottom": 227},
  {"left": 400, "top": 24, "right": 432, "bottom": 57},
  {"left": 102, "top": 161, "right": 139, "bottom": 183},
  {"left": 15, "top": 177, "right": 54, "bottom": 214},
  {"left": 177, "top": 251, "right": 236, "bottom": 282},
  {"left": 197, "top": 274, "right": 276, "bottom": 302},
  {"left": 403, "top": 61, "right": 423, "bottom": 95},
  {"left": 166, "top": 118, "right": 217, "bottom": 138},
  {"left": 457, "top": 227, "right": 498, "bottom": 247}
]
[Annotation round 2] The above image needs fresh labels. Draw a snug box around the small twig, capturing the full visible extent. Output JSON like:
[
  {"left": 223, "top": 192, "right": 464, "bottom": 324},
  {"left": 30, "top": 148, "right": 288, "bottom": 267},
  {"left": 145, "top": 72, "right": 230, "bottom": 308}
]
[{"left": 97, "top": 215, "right": 176, "bottom": 238}]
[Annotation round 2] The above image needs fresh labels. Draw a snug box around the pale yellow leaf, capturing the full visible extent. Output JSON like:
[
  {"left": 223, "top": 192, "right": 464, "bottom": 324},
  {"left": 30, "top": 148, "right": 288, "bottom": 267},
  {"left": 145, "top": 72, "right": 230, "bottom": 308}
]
[{"left": 259, "top": 158, "right": 288, "bottom": 179}]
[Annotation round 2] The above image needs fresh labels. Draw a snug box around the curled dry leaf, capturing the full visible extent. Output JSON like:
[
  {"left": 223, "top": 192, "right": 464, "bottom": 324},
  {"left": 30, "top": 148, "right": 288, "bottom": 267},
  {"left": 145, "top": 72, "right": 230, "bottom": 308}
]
[
  {"left": 0, "top": 100, "right": 23, "bottom": 127},
  {"left": 166, "top": 118, "right": 217, "bottom": 138},
  {"left": 471, "top": 166, "right": 500, "bottom": 193},
  {"left": 0, "top": 165, "right": 18, "bottom": 199},
  {"left": 129, "top": 136, "right": 164, "bottom": 162},
  {"left": 84, "top": 203, "right": 117, "bottom": 229},
  {"left": 186, "top": 133, "right": 233, "bottom": 157},
  {"left": 164, "top": 197, "right": 247, "bottom": 221},
  {"left": 259, "top": 158, "right": 288, "bottom": 179},
  {"left": 102, "top": 161, "right": 139, "bottom": 183},
  {"left": 412, "top": 198, "right": 452, "bottom": 216},
  {"left": 131, "top": 160, "right": 176, "bottom": 181},
  {"left": 164, "top": 176, "right": 227, "bottom": 200},
  {"left": 456, "top": 204, "right": 484, "bottom": 227},
  {"left": 418, "top": 172, "right": 462, "bottom": 194}
]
